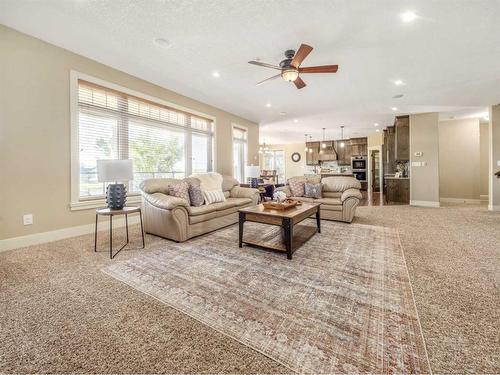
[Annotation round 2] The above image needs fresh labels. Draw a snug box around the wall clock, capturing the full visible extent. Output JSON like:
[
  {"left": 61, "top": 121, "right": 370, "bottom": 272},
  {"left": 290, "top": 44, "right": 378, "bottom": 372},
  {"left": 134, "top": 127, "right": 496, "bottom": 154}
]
[{"left": 291, "top": 152, "right": 301, "bottom": 162}]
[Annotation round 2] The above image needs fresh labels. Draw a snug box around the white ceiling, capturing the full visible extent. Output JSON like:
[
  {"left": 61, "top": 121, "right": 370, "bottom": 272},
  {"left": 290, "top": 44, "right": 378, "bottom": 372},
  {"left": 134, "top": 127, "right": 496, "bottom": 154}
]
[{"left": 1, "top": 0, "right": 499, "bottom": 143}]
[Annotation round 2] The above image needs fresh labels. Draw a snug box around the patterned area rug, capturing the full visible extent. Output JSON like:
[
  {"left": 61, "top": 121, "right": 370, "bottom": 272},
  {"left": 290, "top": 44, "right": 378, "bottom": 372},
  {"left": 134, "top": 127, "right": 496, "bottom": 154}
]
[{"left": 103, "top": 221, "right": 430, "bottom": 374}]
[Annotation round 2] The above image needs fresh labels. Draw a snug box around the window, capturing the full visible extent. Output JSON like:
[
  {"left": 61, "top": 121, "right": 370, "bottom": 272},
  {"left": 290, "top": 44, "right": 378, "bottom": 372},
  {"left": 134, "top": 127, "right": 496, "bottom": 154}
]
[
  {"left": 262, "top": 150, "right": 285, "bottom": 184},
  {"left": 232, "top": 126, "right": 248, "bottom": 183},
  {"left": 73, "top": 75, "right": 214, "bottom": 206}
]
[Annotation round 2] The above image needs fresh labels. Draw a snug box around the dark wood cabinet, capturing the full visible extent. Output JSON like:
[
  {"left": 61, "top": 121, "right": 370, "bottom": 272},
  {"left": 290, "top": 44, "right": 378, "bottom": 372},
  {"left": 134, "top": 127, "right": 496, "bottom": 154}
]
[
  {"left": 384, "top": 127, "right": 396, "bottom": 174},
  {"left": 395, "top": 116, "right": 409, "bottom": 161},
  {"left": 305, "top": 141, "right": 320, "bottom": 165},
  {"left": 318, "top": 140, "right": 337, "bottom": 161},
  {"left": 334, "top": 140, "right": 352, "bottom": 165},
  {"left": 350, "top": 137, "right": 368, "bottom": 157},
  {"left": 385, "top": 178, "right": 410, "bottom": 204}
]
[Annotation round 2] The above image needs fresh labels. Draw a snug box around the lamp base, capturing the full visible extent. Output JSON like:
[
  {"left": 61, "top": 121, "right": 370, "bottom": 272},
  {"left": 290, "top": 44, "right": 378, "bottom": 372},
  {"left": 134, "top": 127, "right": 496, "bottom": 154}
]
[
  {"left": 106, "top": 183, "right": 127, "bottom": 209},
  {"left": 249, "top": 177, "right": 259, "bottom": 188}
]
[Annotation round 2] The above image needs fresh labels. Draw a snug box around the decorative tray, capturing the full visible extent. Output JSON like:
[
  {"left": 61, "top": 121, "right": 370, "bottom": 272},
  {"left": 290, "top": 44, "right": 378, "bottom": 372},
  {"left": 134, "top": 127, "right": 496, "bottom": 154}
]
[{"left": 262, "top": 199, "right": 302, "bottom": 210}]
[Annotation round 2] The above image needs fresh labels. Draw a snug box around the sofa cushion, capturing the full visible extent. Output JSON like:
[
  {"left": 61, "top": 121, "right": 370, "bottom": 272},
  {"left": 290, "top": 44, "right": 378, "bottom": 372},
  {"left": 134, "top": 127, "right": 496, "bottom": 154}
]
[
  {"left": 186, "top": 204, "right": 216, "bottom": 216},
  {"left": 304, "top": 182, "right": 322, "bottom": 198},
  {"left": 225, "top": 197, "right": 253, "bottom": 207},
  {"left": 188, "top": 184, "right": 205, "bottom": 206},
  {"left": 320, "top": 204, "right": 343, "bottom": 212},
  {"left": 221, "top": 175, "right": 239, "bottom": 192},
  {"left": 288, "top": 176, "right": 307, "bottom": 197},
  {"left": 140, "top": 178, "right": 180, "bottom": 194},
  {"left": 203, "top": 190, "right": 225, "bottom": 205},
  {"left": 190, "top": 172, "right": 223, "bottom": 191},
  {"left": 213, "top": 198, "right": 252, "bottom": 217},
  {"left": 290, "top": 196, "right": 314, "bottom": 203},
  {"left": 315, "top": 197, "right": 342, "bottom": 206},
  {"left": 321, "top": 176, "right": 361, "bottom": 192},
  {"left": 168, "top": 181, "right": 191, "bottom": 204},
  {"left": 211, "top": 200, "right": 238, "bottom": 211},
  {"left": 189, "top": 211, "right": 218, "bottom": 224},
  {"left": 322, "top": 191, "right": 342, "bottom": 198}
]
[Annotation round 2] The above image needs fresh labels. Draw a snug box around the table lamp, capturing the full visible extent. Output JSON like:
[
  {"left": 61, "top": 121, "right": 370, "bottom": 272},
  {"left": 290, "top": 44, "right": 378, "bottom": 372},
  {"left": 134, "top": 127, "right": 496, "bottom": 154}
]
[
  {"left": 97, "top": 159, "right": 133, "bottom": 209},
  {"left": 245, "top": 165, "right": 261, "bottom": 188}
]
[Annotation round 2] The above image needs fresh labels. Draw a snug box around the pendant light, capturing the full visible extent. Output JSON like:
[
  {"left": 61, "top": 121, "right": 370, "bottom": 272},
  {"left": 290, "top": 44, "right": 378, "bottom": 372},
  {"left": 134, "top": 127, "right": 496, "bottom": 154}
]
[
  {"left": 321, "top": 128, "right": 327, "bottom": 148},
  {"left": 308, "top": 135, "right": 313, "bottom": 153},
  {"left": 304, "top": 134, "right": 308, "bottom": 152},
  {"left": 340, "top": 126, "right": 345, "bottom": 148}
]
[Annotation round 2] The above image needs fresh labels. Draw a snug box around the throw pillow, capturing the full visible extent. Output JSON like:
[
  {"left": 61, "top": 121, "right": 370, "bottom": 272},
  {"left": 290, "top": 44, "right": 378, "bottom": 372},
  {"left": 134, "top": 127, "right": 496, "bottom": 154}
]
[
  {"left": 168, "top": 181, "right": 190, "bottom": 204},
  {"left": 189, "top": 184, "right": 204, "bottom": 207},
  {"left": 202, "top": 190, "right": 226, "bottom": 205},
  {"left": 304, "top": 182, "right": 322, "bottom": 199},
  {"left": 288, "top": 177, "right": 307, "bottom": 197}
]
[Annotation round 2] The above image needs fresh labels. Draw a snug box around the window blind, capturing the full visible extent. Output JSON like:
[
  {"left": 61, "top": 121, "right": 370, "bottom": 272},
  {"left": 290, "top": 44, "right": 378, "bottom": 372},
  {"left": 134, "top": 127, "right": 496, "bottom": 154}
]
[{"left": 77, "top": 80, "right": 214, "bottom": 199}]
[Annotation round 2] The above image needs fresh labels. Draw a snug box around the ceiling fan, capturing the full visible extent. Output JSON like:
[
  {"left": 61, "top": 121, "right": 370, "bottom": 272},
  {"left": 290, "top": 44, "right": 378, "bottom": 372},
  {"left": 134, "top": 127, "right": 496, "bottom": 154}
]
[{"left": 248, "top": 43, "right": 338, "bottom": 89}]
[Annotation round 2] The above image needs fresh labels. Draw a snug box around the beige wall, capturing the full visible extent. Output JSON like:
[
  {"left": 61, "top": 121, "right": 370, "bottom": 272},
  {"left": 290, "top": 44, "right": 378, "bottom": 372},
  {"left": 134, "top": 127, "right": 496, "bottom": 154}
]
[
  {"left": 367, "top": 132, "right": 384, "bottom": 147},
  {"left": 438, "top": 118, "right": 481, "bottom": 201},
  {"left": 489, "top": 104, "right": 500, "bottom": 210},
  {"left": 260, "top": 143, "right": 306, "bottom": 181},
  {"left": 480, "top": 123, "right": 489, "bottom": 198},
  {"left": 409, "top": 113, "right": 440, "bottom": 206},
  {"left": 0, "top": 25, "right": 258, "bottom": 240}
]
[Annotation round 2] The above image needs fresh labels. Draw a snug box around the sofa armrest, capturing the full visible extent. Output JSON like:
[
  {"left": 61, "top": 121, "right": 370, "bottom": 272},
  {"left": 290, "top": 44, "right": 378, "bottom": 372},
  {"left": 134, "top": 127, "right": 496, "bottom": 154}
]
[
  {"left": 341, "top": 188, "right": 362, "bottom": 203},
  {"left": 230, "top": 186, "right": 260, "bottom": 200},
  {"left": 143, "top": 192, "right": 189, "bottom": 210},
  {"left": 275, "top": 185, "right": 292, "bottom": 197}
]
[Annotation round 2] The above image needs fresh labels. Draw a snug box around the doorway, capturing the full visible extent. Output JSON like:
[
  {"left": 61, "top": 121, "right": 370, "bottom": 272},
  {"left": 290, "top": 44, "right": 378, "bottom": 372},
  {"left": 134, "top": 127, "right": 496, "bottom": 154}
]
[{"left": 370, "top": 149, "right": 381, "bottom": 192}]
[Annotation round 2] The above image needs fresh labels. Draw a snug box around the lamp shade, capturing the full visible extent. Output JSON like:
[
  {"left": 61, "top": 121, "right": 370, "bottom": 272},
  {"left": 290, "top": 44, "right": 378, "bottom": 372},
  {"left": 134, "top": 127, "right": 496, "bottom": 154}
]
[
  {"left": 245, "top": 165, "right": 261, "bottom": 178},
  {"left": 97, "top": 159, "right": 133, "bottom": 182}
]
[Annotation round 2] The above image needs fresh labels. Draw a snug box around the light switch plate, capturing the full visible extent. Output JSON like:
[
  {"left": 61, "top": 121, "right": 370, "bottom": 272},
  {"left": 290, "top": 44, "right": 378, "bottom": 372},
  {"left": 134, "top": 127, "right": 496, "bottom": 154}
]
[
  {"left": 414, "top": 151, "right": 423, "bottom": 157},
  {"left": 23, "top": 214, "right": 33, "bottom": 225}
]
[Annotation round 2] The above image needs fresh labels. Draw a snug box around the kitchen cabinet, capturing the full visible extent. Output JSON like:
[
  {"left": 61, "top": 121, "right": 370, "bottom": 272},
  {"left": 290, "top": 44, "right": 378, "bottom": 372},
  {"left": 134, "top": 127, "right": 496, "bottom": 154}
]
[
  {"left": 350, "top": 137, "right": 368, "bottom": 156},
  {"left": 384, "top": 126, "right": 396, "bottom": 174},
  {"left": 395, "top": 116, "right": 409, "bottom": 160},
  {"left": 385, "top": 177, "right": 409, "bottom": 204},
  {"left": 334, "top": 140, "right": 352, "bottom": 165},
  {"left": 305, "top": 141, "right": 320, "bottom": 165}
]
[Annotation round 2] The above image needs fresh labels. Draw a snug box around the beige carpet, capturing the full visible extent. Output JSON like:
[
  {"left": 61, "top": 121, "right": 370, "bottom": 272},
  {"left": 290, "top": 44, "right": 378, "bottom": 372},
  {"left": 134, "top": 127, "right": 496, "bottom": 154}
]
[
  {"left": 103, "top": 221, "right": 430, "bottom": 374},
  {"left": 0, "top": 204, "right": 499, "bottom": 373}
]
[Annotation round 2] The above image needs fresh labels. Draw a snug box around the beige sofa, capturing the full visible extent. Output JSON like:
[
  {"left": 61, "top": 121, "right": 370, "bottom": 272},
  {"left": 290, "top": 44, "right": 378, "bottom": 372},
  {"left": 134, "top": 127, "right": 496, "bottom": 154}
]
[
  {"left": 277, "top": 175, "right": 362, "bottom": 223},
  {"left": 140, "top": 174, "right": 259, "bottom": 242}
]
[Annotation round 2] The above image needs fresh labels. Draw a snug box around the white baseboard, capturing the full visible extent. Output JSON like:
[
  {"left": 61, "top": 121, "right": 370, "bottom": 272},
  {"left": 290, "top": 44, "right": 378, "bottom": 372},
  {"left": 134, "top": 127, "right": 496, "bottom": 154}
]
[
  {"left": 0, "top": 216, "right": 140, "bottom": 253},
  {"left": 410, "top": 200, "right": 440, "bottom": 208},
  {"left": 440, "top": 197, "right": 481, "bottom": 204},
  {"left": 488, "top": 204, "right": 500, "bottom": 211},
  {"left": 480, "top": 195, "right": 489, "bottom": 201}
]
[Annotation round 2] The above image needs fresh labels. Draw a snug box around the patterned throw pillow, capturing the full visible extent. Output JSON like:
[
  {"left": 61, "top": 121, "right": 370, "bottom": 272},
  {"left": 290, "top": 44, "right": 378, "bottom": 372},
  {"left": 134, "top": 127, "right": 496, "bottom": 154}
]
[
  {"left": 304, "top": 183, "right": 322, "bottom": 199},
  {"left": 168, "top": 181, "right": 190, "bottom": 204},
  {"left": 288, "top": 177, "right": 307, "bottom": 197},
  {"left": 189, "top": 184, "right": 205, "bottom": 207},
  {"left": 202, "top": 190, "right": 226, "bottom": 205}
]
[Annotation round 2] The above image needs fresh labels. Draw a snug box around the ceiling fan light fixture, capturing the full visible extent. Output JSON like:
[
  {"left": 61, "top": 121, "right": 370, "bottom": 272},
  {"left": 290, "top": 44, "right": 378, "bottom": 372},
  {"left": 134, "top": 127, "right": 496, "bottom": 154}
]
[{"left": 281, "top": 68, "right": 299, "bottom": 82}]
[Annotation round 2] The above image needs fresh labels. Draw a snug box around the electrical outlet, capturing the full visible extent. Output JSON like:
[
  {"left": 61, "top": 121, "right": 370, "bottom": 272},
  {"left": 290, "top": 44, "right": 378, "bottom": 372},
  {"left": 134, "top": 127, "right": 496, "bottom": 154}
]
[{"left": 23, "top": 214, "right": 33, "bottom": 225}]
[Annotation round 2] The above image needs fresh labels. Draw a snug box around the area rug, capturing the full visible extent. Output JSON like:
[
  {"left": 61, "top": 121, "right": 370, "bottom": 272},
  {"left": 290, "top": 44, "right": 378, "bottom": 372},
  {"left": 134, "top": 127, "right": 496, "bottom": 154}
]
[{"left": 103, "top": 221, "right": 430, "bottom": 374}]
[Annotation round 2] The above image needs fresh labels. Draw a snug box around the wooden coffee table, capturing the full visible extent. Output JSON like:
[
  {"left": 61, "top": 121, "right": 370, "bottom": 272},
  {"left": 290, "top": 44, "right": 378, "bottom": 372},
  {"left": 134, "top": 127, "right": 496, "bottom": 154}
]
[{"left": 238, "top": 202, "right": 321, "bottom": 260}]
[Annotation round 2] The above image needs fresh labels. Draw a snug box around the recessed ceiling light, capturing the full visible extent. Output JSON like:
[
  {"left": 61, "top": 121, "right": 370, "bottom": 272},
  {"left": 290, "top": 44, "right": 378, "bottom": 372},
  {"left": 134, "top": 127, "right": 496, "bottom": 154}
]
[
  {"left": 279, "top": 111, "right": 287, "bottom": 116},
  {"left": 375, "top": 129, "right": 380, "bottom": 132},
  {"left": 293, "top": 119, "right": 299, "bottom": 123},
  {"left": 394, "top": 80, "right": 404, "bottom": 86},
  {"left": 374, "top": 123, "right": 379, "bottom": 127},
  {"left": 400, "top": 11, "right": 418, "bottom": 23},
  {"left": 212, "top": 71, "right": 220, "bottom": 78},
  {"left": 266, "top": 103, "right": 272, "bottom": 108},
  {"left": 154, "top": 38, "right": 172, "bottom": 48},
  {"left": 391, "top": 107, "right": 398, "bottom": 111}
]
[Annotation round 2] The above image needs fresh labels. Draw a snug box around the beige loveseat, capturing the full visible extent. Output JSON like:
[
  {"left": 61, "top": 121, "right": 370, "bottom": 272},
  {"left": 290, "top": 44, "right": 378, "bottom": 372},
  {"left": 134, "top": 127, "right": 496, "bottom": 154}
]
[
  {"left": 277, "top": 175, "right": 362, "bottom": 223},
  {"left": 140, "top": 174, "right": 259, "bottom": 242}
]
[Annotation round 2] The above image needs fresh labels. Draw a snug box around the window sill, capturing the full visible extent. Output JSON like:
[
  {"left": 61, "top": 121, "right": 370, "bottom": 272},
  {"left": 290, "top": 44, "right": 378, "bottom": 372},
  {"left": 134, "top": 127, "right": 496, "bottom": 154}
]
[{"left": 70, "top": 195, "right": 142, "bottom": 211}]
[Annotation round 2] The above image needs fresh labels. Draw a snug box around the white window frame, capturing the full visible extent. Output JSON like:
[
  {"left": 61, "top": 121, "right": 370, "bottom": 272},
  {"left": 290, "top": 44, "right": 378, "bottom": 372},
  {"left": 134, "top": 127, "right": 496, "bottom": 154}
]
[
  {"left": 231, "top": 123, "right": 248, "bottom": 183},
  {"left": 262, "top": 149, "right": 286, "bottom": 183},
  {"left": 70, "top": 71, "right": 217, "bottom": 210}
]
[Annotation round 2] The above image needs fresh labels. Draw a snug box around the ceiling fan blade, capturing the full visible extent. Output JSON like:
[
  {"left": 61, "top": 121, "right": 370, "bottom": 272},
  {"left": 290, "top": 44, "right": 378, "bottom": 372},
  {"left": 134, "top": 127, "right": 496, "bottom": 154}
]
[
  {"left": 299, "top": 65, "right": 339, "bottom": 73},
  {"left": 256, "top": 74, "right": 281, "bottom": 86},
  {"left": 248, "top": 61, "right": 281, "bottom": 70},
  {"left": 291, "top": 44, "right": 313, "bottom": 68},
  {"left": 294, "top": 76, "right": 306, "bottom": 89}
]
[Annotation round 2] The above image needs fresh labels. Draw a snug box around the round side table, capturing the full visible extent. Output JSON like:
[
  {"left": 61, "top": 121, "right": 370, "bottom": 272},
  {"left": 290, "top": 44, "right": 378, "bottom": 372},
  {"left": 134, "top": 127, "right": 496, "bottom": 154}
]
[{"left": 94, "top": 206, "right": 145, "bottom": 259}]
